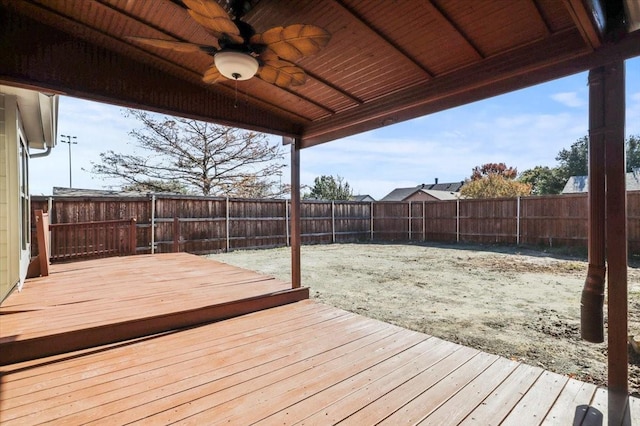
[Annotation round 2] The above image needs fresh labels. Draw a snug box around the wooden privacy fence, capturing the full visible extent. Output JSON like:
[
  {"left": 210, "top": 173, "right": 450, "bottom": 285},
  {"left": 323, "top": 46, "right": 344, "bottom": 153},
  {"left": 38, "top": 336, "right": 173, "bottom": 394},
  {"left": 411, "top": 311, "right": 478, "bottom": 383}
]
[
  {"left": 48, "top": 218, "right": 137, "bottom": 261},
  {"left": 30, "top": 192, "right": 640, "bottom": 261}
]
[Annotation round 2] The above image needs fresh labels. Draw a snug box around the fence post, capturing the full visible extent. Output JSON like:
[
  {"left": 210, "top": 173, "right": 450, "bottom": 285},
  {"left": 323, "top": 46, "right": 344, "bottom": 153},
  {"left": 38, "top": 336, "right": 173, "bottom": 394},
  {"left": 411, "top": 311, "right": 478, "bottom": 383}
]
[
  {"left": 150, "top": 194, "right": 156, "bottom": 254},
  {"left": 456, "top": 198, "right": 460, "bottom": 243},
  {"left": 516, "top": 196, "right": 521, "bottom": 245},
  {"left": 129, "top": 218, "right": 137, "bottom": 255},
  {"left": 408, "top": 201, "right": 412, "bottom": 240},
  {"left": 285, "top": 199, "right": 290, "bottom": 246},
  {"left": 225, "top": 197, "right": 230, "bottom": 252},
  {"left": 423, "top": 201, "right": 426, "bottom": 242},
  {"left": 331, "top": 201, "right": 336, "bottom": 243},
  {"left": 172, "top": 216, "right": 180, "bottom": 252},
  {"left": 370, "top": 201, "right": 374, "bottom": 241}
]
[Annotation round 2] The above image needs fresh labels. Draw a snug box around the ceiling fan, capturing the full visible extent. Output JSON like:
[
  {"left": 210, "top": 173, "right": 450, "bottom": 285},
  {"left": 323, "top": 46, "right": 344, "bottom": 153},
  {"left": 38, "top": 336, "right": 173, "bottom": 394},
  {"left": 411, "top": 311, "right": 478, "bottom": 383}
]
[{"left": 127, "top": 0, "right": 331, "bottom": 89}]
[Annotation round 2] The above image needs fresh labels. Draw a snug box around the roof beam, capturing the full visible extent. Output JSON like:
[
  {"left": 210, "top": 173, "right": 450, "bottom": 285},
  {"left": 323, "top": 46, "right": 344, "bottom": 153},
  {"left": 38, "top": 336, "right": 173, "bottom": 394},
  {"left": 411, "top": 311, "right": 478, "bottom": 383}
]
[
  {"left": 564, "top": 0, "right": 603, "bottom": 49},
  {"left": 530, "top": 0, "right": 552, "bottom": 36},
  {"left": 428, "top": 0, "right": 485, "bottom": 59},
  {"left": 330, "top": 0, "right": 435, "bottom": 78}
]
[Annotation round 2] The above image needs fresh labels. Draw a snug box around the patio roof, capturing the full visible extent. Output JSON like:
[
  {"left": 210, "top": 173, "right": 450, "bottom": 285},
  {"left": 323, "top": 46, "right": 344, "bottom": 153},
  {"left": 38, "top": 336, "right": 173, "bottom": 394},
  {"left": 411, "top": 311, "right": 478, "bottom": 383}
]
[{"left": 1, "top": 1, "right": 639, "bottom": 148}]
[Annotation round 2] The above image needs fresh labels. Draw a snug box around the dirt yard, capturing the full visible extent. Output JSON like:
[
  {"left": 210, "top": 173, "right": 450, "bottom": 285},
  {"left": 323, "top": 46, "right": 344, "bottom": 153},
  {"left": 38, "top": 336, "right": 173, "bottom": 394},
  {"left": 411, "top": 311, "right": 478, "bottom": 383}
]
[{"left": 208, "top": 242, "right": 640, "bottom": 396}]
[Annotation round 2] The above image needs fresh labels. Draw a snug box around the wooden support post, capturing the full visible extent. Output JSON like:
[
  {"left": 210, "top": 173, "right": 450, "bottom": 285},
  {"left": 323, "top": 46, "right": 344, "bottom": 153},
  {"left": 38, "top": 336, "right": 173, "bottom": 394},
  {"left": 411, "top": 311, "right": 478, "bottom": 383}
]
[
  {"left": 172, "top": 216, "right": 180, "bottom": 253},
  {"left": 27, "top": 210, "right": 50, "bottom": 278},
  {"left": 129, "top": 218, "right": 137, "bottom": 255},
  {"left": 603, "top": 62, "right": 628, "bottom": 419},
  {"left": 585, "top": 63, "right": 628, "bottom": 423},
  {"left": 289, "top": 138, "right": 301, "bottom": 288}
]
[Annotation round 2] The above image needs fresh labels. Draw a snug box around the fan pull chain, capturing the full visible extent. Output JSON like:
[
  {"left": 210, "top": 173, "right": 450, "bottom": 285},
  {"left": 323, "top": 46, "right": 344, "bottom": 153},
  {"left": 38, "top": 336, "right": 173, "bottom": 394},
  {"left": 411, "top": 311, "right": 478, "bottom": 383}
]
[
  {"left": 234, "top": 79, "right": 238, "bottom": 109},
  {"left": 232, "top": 73, "right": 240, "bottom": 108}
]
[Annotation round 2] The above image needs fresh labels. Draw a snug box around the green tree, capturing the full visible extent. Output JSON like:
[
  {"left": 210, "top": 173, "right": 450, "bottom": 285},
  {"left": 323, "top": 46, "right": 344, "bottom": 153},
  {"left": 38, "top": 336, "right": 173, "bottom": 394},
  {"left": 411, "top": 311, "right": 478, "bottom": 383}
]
[
  {"left": 556, "top": 136, "right": 588, "bottom": 179},
  {"left": 518, "top": 166, "right": 566, "bottom": 195},
  {"left": 89, "top": 109, "right": 285, "bottom": 197},
  {"left": 460, "top": 163, "right": 531, "bottom": 199},
  {"left": 304, "top": 175, "right": 353, "bottom": 200},
  {"left": 554, "top": 134, "right": 640, "bottom": 181},
  {"left": 627, "top": 134, "right": 640, "bottom": 172}
]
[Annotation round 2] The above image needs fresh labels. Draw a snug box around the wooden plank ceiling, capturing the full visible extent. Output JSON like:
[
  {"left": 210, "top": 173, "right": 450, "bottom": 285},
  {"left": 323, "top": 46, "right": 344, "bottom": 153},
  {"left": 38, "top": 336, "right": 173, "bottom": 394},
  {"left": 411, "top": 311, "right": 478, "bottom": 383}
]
[{"left": 1, "top": 0, "right": 639, "bottom": 148}]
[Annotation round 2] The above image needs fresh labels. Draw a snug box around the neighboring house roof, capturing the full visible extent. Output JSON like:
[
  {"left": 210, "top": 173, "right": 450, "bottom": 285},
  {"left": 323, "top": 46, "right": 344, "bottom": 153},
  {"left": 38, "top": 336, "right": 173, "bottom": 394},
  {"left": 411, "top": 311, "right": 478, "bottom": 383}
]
[
  {"left": 562, "top": 172, "right": 640, "bottom": 193},
  {"left": 428, "top": 182, "right": 464, "bottom": 192},
  {"left": 422, "top": 190, "right": 459, "bottom": 200},
  {"left": 351, "top": 194, "right": 375, "bottom": 202},
  {"left": 380, "top": 182, "right": 463, "bottom": 201},
  {"left": 380, "top": 187, "right": 421, "bottom": 202}
]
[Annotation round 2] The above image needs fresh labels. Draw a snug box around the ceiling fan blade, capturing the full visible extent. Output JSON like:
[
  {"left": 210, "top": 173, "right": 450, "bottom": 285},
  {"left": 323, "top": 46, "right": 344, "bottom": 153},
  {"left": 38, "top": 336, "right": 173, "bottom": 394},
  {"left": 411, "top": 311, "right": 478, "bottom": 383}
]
[
  {"left": 183, "top": 0, "right": 243, "bottom": 44},
  {"left": 257, "top": 49, "right": 279, "bottom": 62},
  {"left": 251, "top": 24, "right": 330, "bottom": 62},
  {"left": 126, "top": 36, "right": 215, "bottom": 53},
  {"left": 202, "top": 65, "right": 227, "bottom": 84},
  {"left": 258, "top": 60, "right": 307, "bottom": 88}
]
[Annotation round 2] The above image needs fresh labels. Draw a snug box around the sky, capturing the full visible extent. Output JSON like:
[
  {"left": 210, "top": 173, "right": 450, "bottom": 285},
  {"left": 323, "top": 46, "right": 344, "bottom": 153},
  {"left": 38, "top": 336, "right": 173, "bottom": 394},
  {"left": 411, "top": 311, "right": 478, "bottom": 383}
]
[{"left": 30, "top": 57, "right": 640, "bottom": 200}]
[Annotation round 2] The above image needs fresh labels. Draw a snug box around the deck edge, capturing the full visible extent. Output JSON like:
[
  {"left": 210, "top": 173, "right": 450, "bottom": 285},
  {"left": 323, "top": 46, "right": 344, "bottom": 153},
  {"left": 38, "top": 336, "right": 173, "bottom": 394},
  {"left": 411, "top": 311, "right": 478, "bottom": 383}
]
[{"left": 0, "top": 287, "right": 309, "bottom": 365}]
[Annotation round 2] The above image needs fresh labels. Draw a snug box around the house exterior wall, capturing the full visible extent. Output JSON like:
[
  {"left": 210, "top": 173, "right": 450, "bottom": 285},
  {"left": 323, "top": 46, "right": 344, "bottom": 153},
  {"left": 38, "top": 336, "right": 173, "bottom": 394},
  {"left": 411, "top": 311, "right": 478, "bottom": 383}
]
[
  {"left": 0, "top": 94, "right": 21, "bottom": 303},
  {"left": 404, "top": 192, "right": 439, "bottom": 202}
]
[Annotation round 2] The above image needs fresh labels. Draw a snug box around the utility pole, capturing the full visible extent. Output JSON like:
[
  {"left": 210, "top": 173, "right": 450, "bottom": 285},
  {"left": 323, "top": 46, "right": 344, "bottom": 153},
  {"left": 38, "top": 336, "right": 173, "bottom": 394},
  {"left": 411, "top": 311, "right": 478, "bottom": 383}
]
[{"left": 60, "top": 134, "right": 77, "bottom": 188}]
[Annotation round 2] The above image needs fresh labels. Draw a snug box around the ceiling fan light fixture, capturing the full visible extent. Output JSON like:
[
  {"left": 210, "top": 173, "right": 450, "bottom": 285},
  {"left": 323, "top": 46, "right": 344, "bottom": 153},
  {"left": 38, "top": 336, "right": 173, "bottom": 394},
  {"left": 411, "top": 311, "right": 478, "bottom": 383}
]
[{"left": 214, "top": 51, "right": 259, "bottom": 80}]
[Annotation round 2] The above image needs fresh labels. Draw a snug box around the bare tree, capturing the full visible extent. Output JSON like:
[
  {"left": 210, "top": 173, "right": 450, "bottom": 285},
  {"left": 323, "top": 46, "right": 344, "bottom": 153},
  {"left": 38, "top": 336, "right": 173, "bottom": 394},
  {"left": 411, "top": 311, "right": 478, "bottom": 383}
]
[{"left": 89, "top": 109, "right": 286, "bottom": 197}]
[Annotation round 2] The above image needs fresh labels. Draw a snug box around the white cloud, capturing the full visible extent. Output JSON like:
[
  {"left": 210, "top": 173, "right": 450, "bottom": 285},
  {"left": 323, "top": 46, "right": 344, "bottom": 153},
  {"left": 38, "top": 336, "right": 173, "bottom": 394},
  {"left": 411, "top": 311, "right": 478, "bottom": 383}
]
[{"left": 550, "top": 92, "right": 585, "bottom": 108}]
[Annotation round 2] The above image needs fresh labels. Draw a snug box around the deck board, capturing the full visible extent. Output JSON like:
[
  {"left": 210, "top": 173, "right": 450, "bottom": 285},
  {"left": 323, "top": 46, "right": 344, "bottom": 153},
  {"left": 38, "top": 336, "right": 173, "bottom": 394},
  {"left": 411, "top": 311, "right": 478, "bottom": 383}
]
[
  {"left": 255, "top": 338, "right": 457, "bottom": 425},
  {"left": 417, "top": 357, "right": 520, "bottom": 425},
  {"left": 542, "top": 378, "right": 598, "bottom": 425},
  {"left": 459, "top": 363, "right": 542, "bottom": 425},
  {"left": 500, "top": 370, "right": 570, "bottom": 426},
  {"left": 375, "top": 352, "right": 499, "bottom": 425},
  {"left": 1, "top": 255, "right": 638, "bottom": 425}
]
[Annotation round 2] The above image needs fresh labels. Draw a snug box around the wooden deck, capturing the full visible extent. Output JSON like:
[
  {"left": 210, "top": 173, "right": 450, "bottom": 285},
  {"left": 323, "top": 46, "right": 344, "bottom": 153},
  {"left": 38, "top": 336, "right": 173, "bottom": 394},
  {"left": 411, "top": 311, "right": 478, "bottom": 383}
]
[
  {"left": 1, "top": 300, "right": 637, "bottom": 425},
  {"left": 0, "top": 253, "right": 307, "bottom": 365},
  {"left": 1, "top": 254, "right": 638, "bottom": 424}
]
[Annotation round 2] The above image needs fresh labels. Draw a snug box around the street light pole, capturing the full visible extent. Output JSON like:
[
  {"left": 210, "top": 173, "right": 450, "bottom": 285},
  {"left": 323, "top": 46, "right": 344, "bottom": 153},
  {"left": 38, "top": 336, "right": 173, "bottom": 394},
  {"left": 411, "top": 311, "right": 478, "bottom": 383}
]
[{"left": 60, "top": 134, "right": 77, "bottom": 188}]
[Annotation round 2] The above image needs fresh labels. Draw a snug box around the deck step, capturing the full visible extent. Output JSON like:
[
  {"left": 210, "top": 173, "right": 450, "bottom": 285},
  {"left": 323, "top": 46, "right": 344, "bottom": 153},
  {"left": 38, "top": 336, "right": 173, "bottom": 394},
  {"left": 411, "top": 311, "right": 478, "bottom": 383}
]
[{"left": 0, "top": 287, "right": 308, "bottom": 365}]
